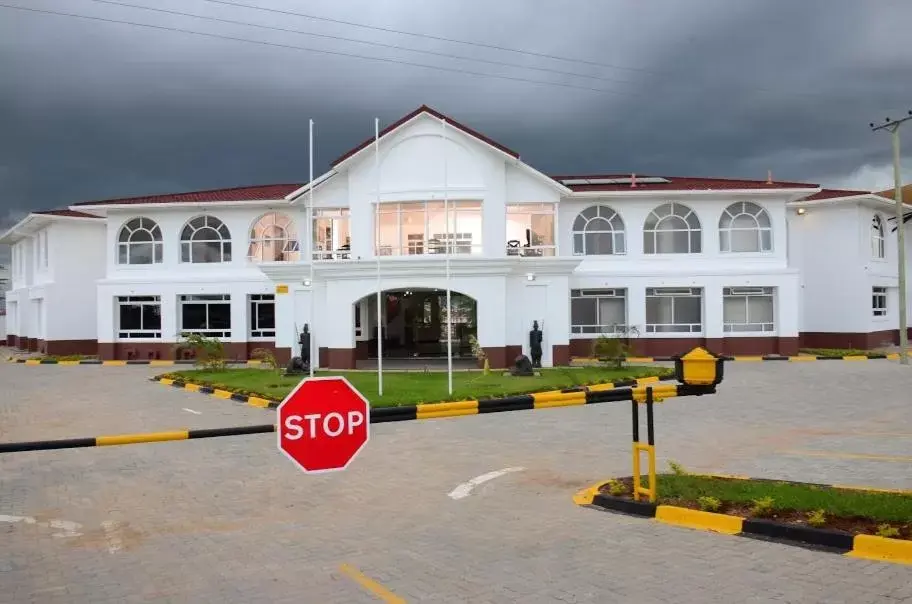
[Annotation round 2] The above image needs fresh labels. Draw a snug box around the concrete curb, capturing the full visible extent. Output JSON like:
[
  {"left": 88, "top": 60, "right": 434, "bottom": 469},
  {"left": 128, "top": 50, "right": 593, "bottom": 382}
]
[
  {"left": 571, "top": 352, "right": 912, "bottom": 364},
  {"left": 574, "top": 476, "right": 912, "bottom": 566}
]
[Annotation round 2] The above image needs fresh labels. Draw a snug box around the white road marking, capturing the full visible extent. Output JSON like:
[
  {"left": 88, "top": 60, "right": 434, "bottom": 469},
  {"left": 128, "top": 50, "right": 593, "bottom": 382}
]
[
  {"left": 447, "top": 467, "right": 525, "bottom": 500},
  {"left": 0, "top": 514, "right": 83, "bottom": 538},
  {"left": 101, "top": 520, "right": 124, "bottom": 554},
  {"left": 182, "top": 408, "right": 202, "bottom": 415}
]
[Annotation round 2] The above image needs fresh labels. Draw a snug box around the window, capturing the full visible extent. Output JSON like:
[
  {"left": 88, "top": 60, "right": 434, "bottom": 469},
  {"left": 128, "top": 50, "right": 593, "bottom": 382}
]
[
  {"left": 116, "top": 296, "right": 162, "bottom": 339},
  {"left": 354, "top": 300, "right": 362, "bottom": 338},
  {"left": 571, "top": 289, "right": 627, "bottom": 334},
  {"left": 180, "top": 215, "right": 231, "bottom": 263},
  {"left": 873, "top": 287, "right": 887, "bottom": 317},
  {"left": 249, "top": 294, "right": 275, "bottom": 339},
  {"left": 644, "top": 203, "right": 702, "bottom": 254},
  {"left": 572, "top": 205, "right": 626, "bottom": 255},
  {"left": 872, "top": 214, "right": 885, "bottom": 259},
  {"left": 375, "top": 201, "right": 482, "bottom": 256},
  {"left": 248, "top": 213, "right": 298, "bottom": 262},
  {"left": 179, "top": 294, "right": 231, "bottom": 338},
  {"left": 723, "top": 287, "right": 774, "bottom": 332},
  {"left": 645, "top": 287, "right": 702, "bottom": 333},
  {"left": 118, "top": 217, "right": 163, "bottom": 265},
  {"left": 506, "top": 203, "right": 555, "bottom": 256},
  {"left": 719, "top": 202, "right": 772, "bottom": 253},
  {"left": 314, "top": 209, "right": 351, "bottom": 260}
]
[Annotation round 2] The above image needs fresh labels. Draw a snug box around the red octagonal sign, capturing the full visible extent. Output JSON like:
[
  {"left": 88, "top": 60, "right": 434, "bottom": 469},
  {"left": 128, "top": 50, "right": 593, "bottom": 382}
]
[{"left": 277, "top": 376, "right": 370, "bottom": 474}]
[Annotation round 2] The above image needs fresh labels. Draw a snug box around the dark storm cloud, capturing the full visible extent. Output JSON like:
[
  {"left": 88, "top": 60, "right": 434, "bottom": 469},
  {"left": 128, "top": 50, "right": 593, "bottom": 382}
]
[{"left": 2, "top": 0, "right": 911, "bottom": 253}]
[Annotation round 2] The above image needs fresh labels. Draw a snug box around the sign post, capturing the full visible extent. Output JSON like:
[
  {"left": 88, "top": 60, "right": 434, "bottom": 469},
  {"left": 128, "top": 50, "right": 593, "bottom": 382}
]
[{"left": 277, "top": 376, "right": 370, "bottom": 473}]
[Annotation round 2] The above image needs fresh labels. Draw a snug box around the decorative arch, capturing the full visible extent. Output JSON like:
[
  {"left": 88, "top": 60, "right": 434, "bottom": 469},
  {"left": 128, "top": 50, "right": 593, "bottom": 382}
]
[
  {"left": 180, "top": 215, "right": 232, "bottom": 263},
  {"left": 117, "top": 217, "right": 163, "bottom": 265},
  {"left": 719, "top": 201, "right": 772, "bottom": 253},
  {"left": 872, "top": 213, "right": 885, "bottom": 259},
  {"left": 248, "top": 212, "right": 299, "bottom": 262},
  {"left": 643, "top": 202, "right": 702, "bottom": 254},
  {"left": 572, "top": 205, "right": 626, "bottom": 255}
]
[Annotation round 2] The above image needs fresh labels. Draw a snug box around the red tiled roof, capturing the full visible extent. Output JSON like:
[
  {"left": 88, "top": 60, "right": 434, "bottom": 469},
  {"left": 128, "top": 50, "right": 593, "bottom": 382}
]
[
  {"left": 876, "top": 184, "right": 912, "bottom": 203},
  {"left": 33, "top": 209, "right": 103, "bottom": 218},
  {"left": 331, "top": 105, "right": 520, "bottom": 167},
  {"left": 553, "top": 174, "right": 819, "bottom": 192},
  {"left": 70, "top": 184, "right": 304, "bottom": 207},
  {"left": 799, "top": 188, "right": 871, "bottom": 201}
]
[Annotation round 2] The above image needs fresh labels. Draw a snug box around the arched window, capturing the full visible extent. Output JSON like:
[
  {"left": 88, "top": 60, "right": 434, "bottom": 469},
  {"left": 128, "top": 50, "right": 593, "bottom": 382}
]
[
  {"left": 248, "top": 212, "right": 299, "bottom": 262},
  {"left": 180, "top": 215, "right": 231, "bottom": 263},
  {"left": 643, "top": 202, "right": 702, "bottom": 254},
  {"left": 719, "top": 202, "right": 772, "bottom": 253},
  {"left": 872, "top": 214, "right": 885, "bottom": 259},
  {"left": 572, "top": 205, "right": 626, "bottom": 255},
  {"left": 117, "top": 217, "right": 163, "bottom": 264}
]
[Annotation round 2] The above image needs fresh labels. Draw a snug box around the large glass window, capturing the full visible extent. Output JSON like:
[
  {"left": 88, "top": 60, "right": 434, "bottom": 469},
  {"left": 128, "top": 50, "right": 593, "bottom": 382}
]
[
  {"left": 719, "top": 202, "right": 772, "bottom": 253},
  {"left": 872, "top": 214, "right": 885, "bottom": 259},
  {"left": 506, "top": 203, "right": 555, "bottom": 256},
  {"left": 314, "top": 208, "right": 351, "bottom": 260},
  {"left": 572, "top": 205, "right": 625, "bottom": 255},
  {"left": 643, "top": 203, "right": 702, "bottom": 254},
  {"left": 249, "top": 294, "right": 275, "bottom": 339},
  {"left": 118, "top": 217, "right": 163, "bottom": 265},
  {"left": 180, "top": 216, "right": 232, "bottom": 264},
  {"left": 375, "top": 201, "right": 482, "bottom": 256},
  {"left": 248, "top": 213, "right": 298, "bottom": 262},
  {"left": 873, "top": 286, "right": 887, "bottom": 317},
  {"left": 723, "top": 287, "right": 774, "bottom": 332},
  {"left": 179, "top": 294, "right": 231, "bottom": 338},
  {"left": 645, "top": 287, "right": 703, "bottom": 333},
  {"left": 117, "top": 296, "right": 162, "bottom": 339},
  {"left": 571, "top": 289, "right": 627, "bottom": 334}
]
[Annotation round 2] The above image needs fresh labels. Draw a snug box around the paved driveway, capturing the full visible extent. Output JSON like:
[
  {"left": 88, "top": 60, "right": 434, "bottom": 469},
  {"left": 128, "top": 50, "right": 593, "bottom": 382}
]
[{"left": 1, "top": 359, "right": 911, "bottom": 603}]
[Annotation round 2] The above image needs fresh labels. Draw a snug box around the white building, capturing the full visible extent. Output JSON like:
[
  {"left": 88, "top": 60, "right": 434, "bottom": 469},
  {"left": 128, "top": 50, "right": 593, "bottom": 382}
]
[{"left": 2, "top": 105, "right": 911, "bottom": 365}]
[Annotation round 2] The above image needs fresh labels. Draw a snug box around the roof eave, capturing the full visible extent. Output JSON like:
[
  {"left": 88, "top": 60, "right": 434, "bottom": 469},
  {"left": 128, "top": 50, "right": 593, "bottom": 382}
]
[
  {"left": 69, "top": 198, "right": 292, "bottom": 212},
  {"left": 566, "top": 187, "right": 820, "bottom": 199},
  {"left": 286, "top": 171, "right": 338, "bottom": 203}
]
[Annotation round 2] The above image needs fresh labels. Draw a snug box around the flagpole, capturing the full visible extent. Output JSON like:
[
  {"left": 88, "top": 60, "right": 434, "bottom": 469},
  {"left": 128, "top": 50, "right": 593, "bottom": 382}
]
[
  {"left": 308, "top": 118, "right": 315, "bottom": 378},
  {"left": 374, "top": 117, "right": 383, "bottom": 396},
  {"left": 442, "top": 117, "right": 453, "bottom": 395}
]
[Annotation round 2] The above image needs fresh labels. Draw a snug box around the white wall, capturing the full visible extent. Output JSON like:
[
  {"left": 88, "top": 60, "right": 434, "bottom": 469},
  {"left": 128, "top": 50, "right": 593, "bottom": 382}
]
[{"left": 46, "top": 221, "right": 106, "bottom": 342}]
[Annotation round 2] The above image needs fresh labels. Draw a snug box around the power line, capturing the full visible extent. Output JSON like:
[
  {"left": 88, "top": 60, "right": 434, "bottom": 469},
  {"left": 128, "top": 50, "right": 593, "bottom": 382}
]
[
  {"left": 82, "top": 0, "right": 641, "bottom": 88},
  {"left": 0, "top": 3, "right": 626, "bottom": 95}
]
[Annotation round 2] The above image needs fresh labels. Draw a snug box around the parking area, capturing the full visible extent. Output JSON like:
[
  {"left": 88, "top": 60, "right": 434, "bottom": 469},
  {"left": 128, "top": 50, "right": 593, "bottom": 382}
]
[{"left": 2, "top": 358, "right": 911, "bottom": 603}]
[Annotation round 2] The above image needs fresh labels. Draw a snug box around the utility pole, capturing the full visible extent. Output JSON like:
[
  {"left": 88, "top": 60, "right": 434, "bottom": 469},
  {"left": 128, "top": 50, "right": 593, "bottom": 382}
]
[{"left": 871, "top": 110, "right": 912, "bottom": 365}]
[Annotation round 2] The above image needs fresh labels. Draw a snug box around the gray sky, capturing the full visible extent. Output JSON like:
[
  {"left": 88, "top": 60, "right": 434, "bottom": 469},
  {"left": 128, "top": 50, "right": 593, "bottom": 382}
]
[{"left": 2, "top": 0, "right": 911, "bottom": 263}]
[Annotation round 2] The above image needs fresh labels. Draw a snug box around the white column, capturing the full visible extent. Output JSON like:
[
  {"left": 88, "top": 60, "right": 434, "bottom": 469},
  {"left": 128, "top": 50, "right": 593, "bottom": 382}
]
[{"left": 703, "top": 283, "right": 725, "bottom": 341}]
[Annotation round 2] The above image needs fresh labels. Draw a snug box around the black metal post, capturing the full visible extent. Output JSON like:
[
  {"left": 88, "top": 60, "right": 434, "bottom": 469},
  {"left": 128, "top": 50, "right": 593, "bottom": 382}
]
[
  {"left": 631, "top": 398, "right": 639, "bottom": 444},
  {"left": 646, "top": 387, "right": 655, "bottom": 447}
]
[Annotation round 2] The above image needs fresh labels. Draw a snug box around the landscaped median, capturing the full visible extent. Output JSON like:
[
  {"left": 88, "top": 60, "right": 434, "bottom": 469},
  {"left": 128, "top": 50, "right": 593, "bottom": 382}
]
[
  {"left": 153, "top": 365, "right": 675, "bottom": 409},
  {"left": 575, "top": 472, "right": 912, "bottom": 565}
]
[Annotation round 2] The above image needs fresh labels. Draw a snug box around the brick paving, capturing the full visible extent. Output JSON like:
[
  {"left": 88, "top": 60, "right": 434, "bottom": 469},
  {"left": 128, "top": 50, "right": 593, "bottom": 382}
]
[{"left": 1, "top": 356, "right": 911, "bottom": 602}]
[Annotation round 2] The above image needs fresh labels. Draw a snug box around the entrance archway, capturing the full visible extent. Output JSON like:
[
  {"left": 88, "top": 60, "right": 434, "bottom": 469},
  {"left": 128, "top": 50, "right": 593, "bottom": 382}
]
[{"left": 354, "top": 288, "right": 477, "bottom": 360}]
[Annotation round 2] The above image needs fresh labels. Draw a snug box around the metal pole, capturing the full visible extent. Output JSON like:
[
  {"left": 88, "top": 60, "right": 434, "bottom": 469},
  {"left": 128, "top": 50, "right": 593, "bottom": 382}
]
[
  {"left": 442, "top": 117, "right": 453, "bottom": 395},
  {"left": 308, "top": 119, "right": 315, "bottom": 378},
  {"left": 375, "top": 117, "right": 384, "bottom": 395},
  {"left": 892, "top": 127, "right": 909, "bottom": 365}
]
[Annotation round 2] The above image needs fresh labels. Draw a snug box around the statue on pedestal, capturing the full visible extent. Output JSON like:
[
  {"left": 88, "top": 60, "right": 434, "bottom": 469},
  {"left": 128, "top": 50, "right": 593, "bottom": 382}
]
[
  {"left": 285, "top": 324, "right": 311, "bottom": 375},
  {"left": 529, "top": 320, "right": 543, "bottom": 368}
]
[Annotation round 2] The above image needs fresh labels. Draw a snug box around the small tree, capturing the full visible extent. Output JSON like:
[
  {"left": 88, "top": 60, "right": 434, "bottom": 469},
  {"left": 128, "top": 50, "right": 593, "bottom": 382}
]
[
  {"left": 250, "top": 347, "right": 279, "bottom": 372},
  {"left": 592, "top": 324, "right": 640, "bottom": 369},
  {"left": 175, "top": 332, "right": 227, "bottom": 371}
]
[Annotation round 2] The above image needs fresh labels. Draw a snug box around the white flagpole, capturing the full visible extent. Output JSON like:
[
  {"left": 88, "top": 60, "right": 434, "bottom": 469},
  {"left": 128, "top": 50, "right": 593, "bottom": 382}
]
[
  {"left": 374, "top": 118, "right": 383, "bottom": 396},
  {"left": 442, "top": 117, "right": 453, "bottom": 395},
  {"left": 308, "top": 118, "right": 315, "bottom": 378}
]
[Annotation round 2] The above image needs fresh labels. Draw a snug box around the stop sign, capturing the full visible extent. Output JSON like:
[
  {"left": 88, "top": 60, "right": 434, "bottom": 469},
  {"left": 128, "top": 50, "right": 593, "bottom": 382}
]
[{"left": 276, "top": 376, "right": 370, "bottom": 473}]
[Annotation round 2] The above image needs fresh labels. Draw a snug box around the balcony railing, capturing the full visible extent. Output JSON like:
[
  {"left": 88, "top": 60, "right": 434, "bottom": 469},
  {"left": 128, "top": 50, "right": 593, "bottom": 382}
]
[{"left": 505, "top": 240, "right": 555, "bottom": 257}]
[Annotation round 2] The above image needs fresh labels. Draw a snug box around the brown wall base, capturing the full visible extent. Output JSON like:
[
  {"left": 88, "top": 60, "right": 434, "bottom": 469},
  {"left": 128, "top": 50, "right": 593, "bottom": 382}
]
[
  {"left": 325, "top": 348, "right": 357, "bottom": 370},
  {"left": 799, "top": 330, "right": 905, "bottom": 350},
  {"left": 355, "top": 340, "right": 369, "bottom": 361},
  {"left": 570, "top": 336, "right": 799, "bottom": 358},
  {"left": 552, "top": 344, "right": 570, "bottom": 366},
  {"left": 43, "top": 339, "right": 99, "bottom": 357},
  {"left": 6, "top": 334, "right": 16, "bottom": 348}
]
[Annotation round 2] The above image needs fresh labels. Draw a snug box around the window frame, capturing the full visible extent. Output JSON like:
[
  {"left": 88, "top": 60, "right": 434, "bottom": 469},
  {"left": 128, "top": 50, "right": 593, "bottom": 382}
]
[
  {"left": 375, "top": 200, "right": 483, "bottom": 257},
  {"left": 117, "top": 217, "right": 164, "bottom": 266},
  {"left": 505, "top": 203, "right": 556, "bottom": 257},
  {"left": 643, "top": 202, "right": 702, "bottom": 255},
  {"left": 116, "top": 295, "right": 163, "bottom": 340},
  {"left": 570, "top": 288, "right": 628, "bottom": 335},
  {"left": 871, "top": 214, "right": 886, "bottom": 260},
  {"left": 178, "top": 294, "right": 232, "bottom": 338},
  {"left": 872, "top": 286, "right": 887, "bottom": 318},
  {"left": 722, "top": 286, "right": 775, "bottom": 333},
  {"left": 645, "top": 287, "right": 703, "bottom": 334},
  {"left": 248, "top": 213, "right": 299, "bottom": 263},
  {"left": 179, "top": 215, "right": 232, "bottom": 264},
  {"left": 249, "top": 294, "right": 276, "bottom": 339},
  {"left": 719, "top": 202, "right": 773, "bottom": 253},
  {"left": 571, "top": 205, "right": 626, "bottom": 256},
  {"left": 313, "top": 208, "right": 352, "bottom": 260}
]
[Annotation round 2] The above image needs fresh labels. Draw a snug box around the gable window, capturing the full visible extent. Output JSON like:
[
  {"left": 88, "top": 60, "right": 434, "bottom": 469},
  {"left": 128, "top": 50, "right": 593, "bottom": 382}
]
[
  {"left": 643, "top": 202, "right": 702, "bottom": 254},
  {"left": 719, "top": 202, "right": 772, "bottom": 253},
  {"left": 723, "top": 287, "right": 774, "bottom": 332},
  {"left": 506, "top": 203, "right": 555, "bottom": 256},
  {"left": 572, "top": 205, "right": 626, "bottom": 255},
  {"left": 873, "top": 287, "right": 887, "bottom": 317},
  {"left": 249, "top": 294, "right": 276, "bottom": 339},
  {"left": 180, "top": 215, "right": 232, "bottom": 263},
  {"left": 872, "top": 214, "right": 885, "bottom": 259},
  {"left": 646, "top": 287, "right": 703, "bottom": 333},
  {"left": 117, "top": 296, "right": 162, "bottom": 339},
  {"left": 179, "top": 294, "right": 231, "bottom": 338},
  {"left": 376, "top": 201, "right": 482, "bottom": 256},
  {"left": 118, "top": 217, "right": 163, "bottom": 265},
  {"left": 248, "top": 212, "right": 299, "bottom": 262},
  {"left": 571, "top": 289, "right": 627, "bottom": 334},
  {"left": 314, "top": 209, "right": 351, "bottom": 260}
]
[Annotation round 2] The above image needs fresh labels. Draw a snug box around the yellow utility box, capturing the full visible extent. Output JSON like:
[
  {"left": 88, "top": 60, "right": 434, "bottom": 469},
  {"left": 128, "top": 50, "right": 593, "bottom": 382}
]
[{"left": 674, "top": 347, "right": 724, "bottom": 386}]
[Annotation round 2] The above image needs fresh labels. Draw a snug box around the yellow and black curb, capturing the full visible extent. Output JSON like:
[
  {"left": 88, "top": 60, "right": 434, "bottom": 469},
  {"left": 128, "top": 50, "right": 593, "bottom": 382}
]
[
  {"left": 572, "top": 352, "right": 912, "bottom": 364},
  {"left": 573, "top": 476, "right": 912, "bottom": 566},
  {"left": 10, "top": 357, "right": 265, "bottom": 367}
]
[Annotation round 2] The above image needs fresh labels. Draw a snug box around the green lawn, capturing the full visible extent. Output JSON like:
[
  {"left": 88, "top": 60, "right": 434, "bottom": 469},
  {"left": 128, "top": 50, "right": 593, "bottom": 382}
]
[
  {"left": 640, "top": 474, "right": 912, "bottom": 523},
  {"left": 162, "top": 365, "right": 672, "bottom": 407}
]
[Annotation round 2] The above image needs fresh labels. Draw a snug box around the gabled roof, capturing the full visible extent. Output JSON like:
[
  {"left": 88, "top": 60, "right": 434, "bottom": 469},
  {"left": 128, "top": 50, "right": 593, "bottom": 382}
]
[
  {"left": 0, "top": 208, "right": 104, "bottom": 244},
  {"left": 798, "top": 188, "right": 870, "bottom": 201},
  {"left": 330, "top": 104, "right": 520, "bottom": 167},
  {"left": 70, "top": 183, "right": 303, "bottom": 207},
  {"left": 33, "top": 209, "right": 103, "bottom": 219},
  {"left": 876, "top": 184, "right": 912, "bottom": 203},
  {"left": 554, "top": 174, "right": 819, "bottom": 193}
]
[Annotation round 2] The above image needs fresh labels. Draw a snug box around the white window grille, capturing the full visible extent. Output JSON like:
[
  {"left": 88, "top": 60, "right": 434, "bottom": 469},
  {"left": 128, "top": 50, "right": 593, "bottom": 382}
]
[
  {"left": 873, "top": 287, "right": 887, "bottom": 317},
  {"left": 643, "top": 203, "right": 702, "bottom": 254},
  {"left": 723, "top": 287, "right": 775, "bottom": 332},
  {"left": 572, "top": 206, "right": 626, "bottom": 255},
  {"left": 117, "top": 295, "right": 162, "bottom": 339},
  {"left": 645, "top": 287, "right": 703, "bottom": 333},
  {"left": 719, "top": 202, "right": 772, "bottom": 253},
  {"left": 570, "top": 289, "right": 627, "bottom": 334},
  {"left": 249, "top": 294, "right": 276, "bottom": 339}
]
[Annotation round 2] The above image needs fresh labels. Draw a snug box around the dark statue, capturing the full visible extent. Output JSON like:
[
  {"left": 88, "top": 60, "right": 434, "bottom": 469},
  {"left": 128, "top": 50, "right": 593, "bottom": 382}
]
[
  {"left": 285, "top": 324, "right": 312, "bottom": 375},
  {"left": 510, "top": 354, "right": 535, "bottom": 377},
  {"left": 529, "top": 320, "right": 543, "bottom": 368}
]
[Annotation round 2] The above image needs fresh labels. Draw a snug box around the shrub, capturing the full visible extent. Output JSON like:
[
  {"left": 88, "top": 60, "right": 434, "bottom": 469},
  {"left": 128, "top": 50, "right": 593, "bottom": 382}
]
[
  {"left": 250, "top": 347, "right": 279, "bottom": 371},
  {"left": 592, "top": 325, "right": 639, "bottom": 369},
  {"left": 606, "top": 479, "right": 627, "bottom": 497},
  {"left": 750, "top": 496, "right": 776, "bottom": 517},
  {"left": 667, "top": 460, "right": 688, "bottom": 476},
  {"left": 807, "top": 509, "right": 826, "bottom": 528},
  {"left": 697, "top": 496, "right": 721, "bottom": 512},
  {"left": 175, "top": 333, "right": 226, "bottom": 371},
  {"left": 876, "top": 524, "right": 901, "bottom": 539}
]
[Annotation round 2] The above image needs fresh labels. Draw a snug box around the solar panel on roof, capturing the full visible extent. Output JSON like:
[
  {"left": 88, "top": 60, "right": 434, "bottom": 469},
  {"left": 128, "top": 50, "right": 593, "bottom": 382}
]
[{"left": 561, "top": 179, "right": 590, "bottom": 185}]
